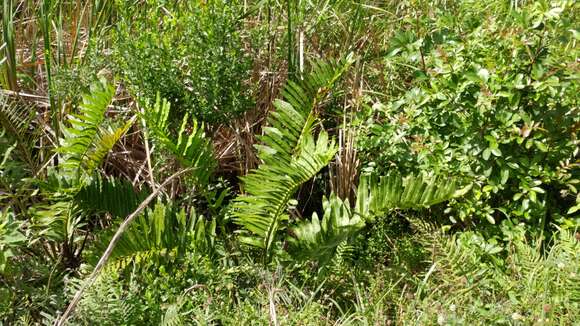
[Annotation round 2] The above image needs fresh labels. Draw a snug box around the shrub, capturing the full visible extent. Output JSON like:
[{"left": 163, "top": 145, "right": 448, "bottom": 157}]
[
  {"left": 358, "top": 0, "right": 580, "bottom": 230},
  {"left": 113, "top": 1, "right": 254, "bottom": 125}
]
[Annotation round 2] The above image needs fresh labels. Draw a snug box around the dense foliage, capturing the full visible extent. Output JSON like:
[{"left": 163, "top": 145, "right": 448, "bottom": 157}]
[{"left": 1, "top": 0, "right": 578, "bottom": 325}]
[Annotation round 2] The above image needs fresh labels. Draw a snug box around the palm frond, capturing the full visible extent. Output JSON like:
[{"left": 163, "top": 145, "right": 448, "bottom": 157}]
[
  {"left": 141, "top": 95, "right": 215, "bottom": 186},
  {"left": 233, "top": 55, "right": 354, "bottom": 258}
]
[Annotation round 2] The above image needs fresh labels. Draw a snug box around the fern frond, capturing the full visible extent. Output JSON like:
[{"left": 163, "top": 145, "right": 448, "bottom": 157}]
[
  {"left": 332, "top": 241, "right": 356, "bottom": 268},
  {"left": 288, "top": 193, "right": 364, "bottom": 267},
  {"left": 0, "top": 96, "right": 33, "bottom": 137},
  {"left": 57, "top": 81, "right": 113, "bottom": 174},
  {"left": 30, "top": 201, "right": 82, "bottom": 244},
  {"left": 355, "top": 171, "right": 459, "bottom": 220},
  {"left": 142, "top": 95, "right": 215, "bottom": 186},
  {"left": 75, "top": 176, "right": 149, "bottom": 218},
  {"left": 56, "top": 80, "right": 132, "bottom": 182},
  {"left": 235, "top": 131, "right": 337, "bottom": 251},
  {"left": 0, "top": 95, "right": 38, "bottom": 171},
  {"left": 233, "top": 55, "right": 353, "bottom": 259},
  {"left": 92, "top": 202, "right": 216, "bottom": 267},
  {"left": 259, "top": 54, "right": 354, "bottom": 165},
  {"left": 84, "top": 119, "right": 134, "bottom": 174},
  {"left": 160, "top": 299, "right": 186, "bottom": 326}
]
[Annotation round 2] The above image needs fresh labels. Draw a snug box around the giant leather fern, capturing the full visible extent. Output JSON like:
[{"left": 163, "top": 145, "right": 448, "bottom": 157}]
[
  {"left": 141, "top": 95, "right": 215, "bottom": 186},
  {"left": 233, "top": 55, "right": 354, "bottom": 258},
  {"left": 355, "top": 171, "right": 460, "bottom": 220},
  {"left": 289, "top": 193, "right": 364, "bottom": 267},
  {"left": 56, "top": 81, "right": 133, "bottom": 183}
]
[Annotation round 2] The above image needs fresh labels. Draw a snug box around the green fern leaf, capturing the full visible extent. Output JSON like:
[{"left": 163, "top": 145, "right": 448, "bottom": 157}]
[
  {"left": 356, "top": 171, "right": 459, "bottom": 219},
  {"left": 56, "top": 80, "right": 132, "bottom": 183},
  {"left": 288, "top": 193, "right": 364, "bottom": 267},
  {"left": 75, "top": 176, "right": 149, "bottom": 218},
  {"left": 232, "top": 55, "right": 353, "bottom": 259},
  {"left": 84, "top": 119, "right": 134, "bottom": 174},
  {"left": 0, "top": 95, "right": 39, "bottom": 172},
  {"left": 141, "top": 95, "right": 215, "bottom": 186},
  {"left": 91, "top": 202, "right": 216, "bottom": 268}
]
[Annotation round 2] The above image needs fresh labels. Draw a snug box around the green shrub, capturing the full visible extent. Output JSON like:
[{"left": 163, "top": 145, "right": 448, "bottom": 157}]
[
  {"left": 358, "top": 0, "right": 579, "bottom": 230},
  {"left": 113, "top": 1, "right": 254, "bottom": 124}
]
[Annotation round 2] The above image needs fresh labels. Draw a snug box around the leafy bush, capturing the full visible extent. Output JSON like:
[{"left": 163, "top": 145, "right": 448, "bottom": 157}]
[
  {"left": 113, "top": 1, "right": 253, "bottom": 124},
  {"left": 358, "top": 0, "right": 580, "bottom": 230}
]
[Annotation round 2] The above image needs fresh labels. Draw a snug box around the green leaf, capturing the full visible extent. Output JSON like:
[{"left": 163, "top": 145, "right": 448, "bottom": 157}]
[
  {"left": 530, "top": 187, "right": 545, "bottom": 194},
  {"left": 482, "top": 148, "right": 491, "bottom": 160},
  {"left": 535, "top": 141, "right": 548, "bottom": 152},
  {"left": 233, "top": 55, "right": 353, "bottom": 260},
  {"left": 500, "top": 169, "right": 510, "bottom": 185},
  {"left": 289, "top": 193, "right": 365, "bottom": 266}
]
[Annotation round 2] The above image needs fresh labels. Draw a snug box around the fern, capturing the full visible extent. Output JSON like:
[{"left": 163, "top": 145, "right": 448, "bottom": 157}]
[
  {"left": 0, "top": 95, "right": 39, "bottom": 172},
  {"left": 91, "top": 202, "right": 216, "bottom": 268},
  {"left": 141, "top": 95, "right": 215, "bottom": 186},
  {"left": 56, "top": 80, "right": 133, "bottom": 183},
  {"left": 233, "top": 55, "right": 354, "bottom": 259},
  {"left": 84, "top": 121, "right": 133, "bottom": 173},
  {"left": 288, "top": 172, "right": 464, "bottom": 266},
  {"left": 355, "top": 171, "right": 460, "bottom": 220},
  {"left": 288, "top": 193, "right": 364, "bottom": 267},
  {"left": 75, "top": 176, "right": 149, "bottom": 218},
  {"left": 0, "top": 208, "right": 26, "bottom": 273},
  {"left": 160, "top": 298, "right": 186, "bottom": 326},
  {"left": 28, "top": 81, "right": 134, "bottom": 266},
  {"left": 29, "top": 200, "right": 84, "bottom": 265}
]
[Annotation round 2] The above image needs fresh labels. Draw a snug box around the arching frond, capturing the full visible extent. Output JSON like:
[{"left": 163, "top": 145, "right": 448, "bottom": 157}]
[
  {"left": 355, "top": 172, "right": 459, "bottom": 220},
  {"left": 91, "top": 202, "right": 216, "bottom": 268},
  {"left": 75, "top": 176, "right": 149, "bottom": 218},
  {"left": 141, "top": 95, "right": 215, "bottom": 186},
  {"left": 84, "top": 120, "right": 133, "bottom": 174},
  {"left": 288, "top": 193, "right": 364, "bottom": 267},
  {"left": 288, "top": 172, "right": 464, "bottom": 266},
  {"left": 56, "top": 80, "right": 133, "bottom": 183},
  {"left": 233, "top": 55, "right": 354, "bottom": 259}
]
